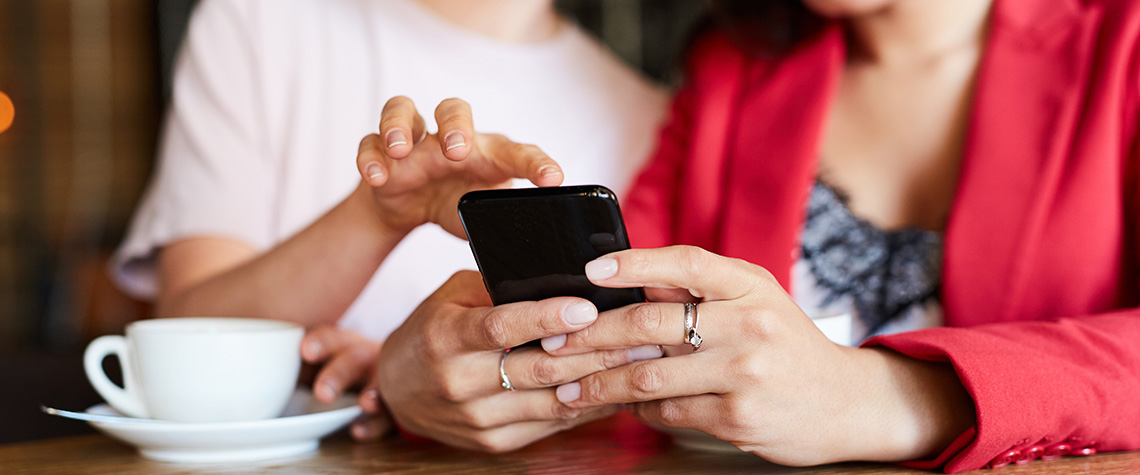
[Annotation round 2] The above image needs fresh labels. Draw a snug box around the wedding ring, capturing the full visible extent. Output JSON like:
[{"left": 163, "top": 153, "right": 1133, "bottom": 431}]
[
  {"left": 499, "top": 348, "right": 516, "bottom": 391},
  {"left": 684, "top": 302, "right": 703, "bottom": 351}
]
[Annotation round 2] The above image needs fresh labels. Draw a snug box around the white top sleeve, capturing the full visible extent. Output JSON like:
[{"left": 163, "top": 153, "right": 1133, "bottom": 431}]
[{"left": 112, "top": 0, "right": 276, "bottom": 299}]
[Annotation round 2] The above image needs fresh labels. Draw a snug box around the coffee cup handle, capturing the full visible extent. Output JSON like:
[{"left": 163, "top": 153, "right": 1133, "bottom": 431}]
[{"left": 83, "top": 335, "right": 149, "bottom": 419}]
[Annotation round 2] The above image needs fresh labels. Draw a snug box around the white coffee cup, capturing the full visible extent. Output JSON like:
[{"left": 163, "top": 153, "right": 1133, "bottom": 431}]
[{"left": 83, "top": 318, "right": 304, "bottom": 423}]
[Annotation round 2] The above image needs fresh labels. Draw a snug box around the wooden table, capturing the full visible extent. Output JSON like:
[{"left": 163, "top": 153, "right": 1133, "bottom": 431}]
[{"left": 2, "top": 414, "right": 1138, "bottom": 474}]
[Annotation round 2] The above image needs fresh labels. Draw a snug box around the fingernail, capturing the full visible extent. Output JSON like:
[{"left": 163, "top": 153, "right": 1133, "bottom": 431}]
[
  {"left": 541, "top": 334, "right": 567, "bottom": 352},
  {"left": 563, "top": 301, "right": 597, "bottom": 326},
  {"left": 352, "top": 422, "right": 376, "bottom": 440},
  {"left": 556, "top": 382, "right": 581, "bottom": 403},
  {"left": 319, "top": 382, "right": 338, "bottom": 400},
  {"left": 628, "top": 345, "right": 663, "bottom": 362},
  {"left": 585, "top": 258, "right": 618, "bottom": 280},
  {"left": 361, "top": 388, "right": 380, "bottom": 413},
  {"left": 386, "top": 129, "right": 408, "bottom": 148},
  {"left": 444, "top": 131, "right": 465, "bottom": 151},
  {"left": 538, "top": 165, "right": 561, "bottom": 177},
  {"left": 304, "top": 340, "right": 322, "bottom": 358},
  {"left": 366, "top": 162, "right": 384, "bottom": 181}
]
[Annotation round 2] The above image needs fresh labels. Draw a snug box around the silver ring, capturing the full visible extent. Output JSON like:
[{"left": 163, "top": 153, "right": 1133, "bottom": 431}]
[
  {"left": 684, "top": 302, "right": 703, "bottom": 351},
  {"left": 499, "top": 348, "right": 516, "bottom": 391}
]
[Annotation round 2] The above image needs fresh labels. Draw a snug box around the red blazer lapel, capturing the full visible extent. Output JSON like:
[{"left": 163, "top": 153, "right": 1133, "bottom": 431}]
[
  {"left": 718, "top": 26, "right": 845, "bottom": 290},
  {"left": 944, "top": 0, "right": 1102, "bottom": 326}
]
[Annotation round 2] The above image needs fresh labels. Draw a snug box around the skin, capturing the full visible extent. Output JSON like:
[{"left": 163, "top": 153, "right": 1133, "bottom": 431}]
[
  {"left": 545, "top": 247, "right": 974, "bottom": 465},
  {"left": 531, "top": 0, "right": 991, "bottom": 463},
  {"left": 363, "top": 0, "right": 990, "bottom": 460},
  {"left": 155, "top": 0, "right": 564, "bottom": 441}
]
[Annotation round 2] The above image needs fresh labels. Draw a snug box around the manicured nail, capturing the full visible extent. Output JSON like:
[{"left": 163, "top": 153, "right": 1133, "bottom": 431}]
[
  {"left": 585, "top": 258, "right": 618, "bottom": 280},
  {"left": 444, "top": 131, "right": 465, "bottom": 151},
  {"left": 366, "top": 162, "right": 384, "bottom": 181},
  {"left": 563, "top": 301, "right": 597, "bottom": 326},
  {"left": 386, "top": 129, "right": 408, "bottom": 148},
  {"left": 538, "top": 165, "right": 561, "bottom": 177},
  {"left": 628, "top": 345, "right": 663, "bottom": 362},
  {"left": 556, "top": 382, "right": 581, "bottom": 403},
  {"left": 541, "top": 334, "right": 567, "bottom": 352}
]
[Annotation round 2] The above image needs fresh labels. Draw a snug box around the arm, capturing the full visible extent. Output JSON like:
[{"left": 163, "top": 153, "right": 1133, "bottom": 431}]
[
  {"left": 866, "top": 305, "right": 1140, "bottom": 472},
  {"left": 157, "top": 95, "right": 563, "bottom": 325}
]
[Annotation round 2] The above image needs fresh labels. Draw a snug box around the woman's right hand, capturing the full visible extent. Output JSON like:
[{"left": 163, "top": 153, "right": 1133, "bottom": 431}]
[
  {"left": 375, "top": 270, "right": 662, "bottom": 452},
  {"left": 357, "top": 96, "right": 564, "bottom": 238}
]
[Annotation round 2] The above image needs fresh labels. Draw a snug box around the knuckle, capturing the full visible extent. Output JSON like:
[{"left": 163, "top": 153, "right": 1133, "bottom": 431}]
[
  {"left": 435, "top": 376, "right": 467, "bottom": 404},
  {"left": 439, "top": 114, "right": 470, "bottom": 131},
  {"left": 439, "top": 97, "right": 470, "bottom": 110},
  {"left": 629, "top": 363, "right": 664, "bottom": 398},
  {"left": 658, "top": 399, "right": 687, "bottom": 426},
  {"left": 456, "top": 405, "right": 491, "bottom": 430},
  {"left": 550, "top": 401, "right": 582, "bottom": 420},
  {"left": 729, "top": 353, "right": 767, "bottom": 382},
  {"left": 677, "top": 246, "right": 709, "bottom": 277},
  {"left": 471, "top": 432, "right": 512, "bottom": 454},
  {"left": 628, "top": 303, "right": 666, "bottom": 335},
  {"left": 480, "top": 311, "right": 511, "bottom": 349},
  {"left": 382, "top": 95, "right": 413, "bottom": 113},
  {"left": 599, "top": 349, "right": 627, "bottom": 370},
  {"left": 531, "top": 356, "right": 564, "bottom": 387},
  {"left": 579, "top": 377, "right": 607, "bottom": 404},
  {"left": 419, "top": 320, "right": 449, "bottom": 361}
]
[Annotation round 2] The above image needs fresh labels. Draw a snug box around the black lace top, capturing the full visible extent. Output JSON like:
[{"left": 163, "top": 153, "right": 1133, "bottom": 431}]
[{"left": 799, "top": 181, "right": 944, "bottom": 339}]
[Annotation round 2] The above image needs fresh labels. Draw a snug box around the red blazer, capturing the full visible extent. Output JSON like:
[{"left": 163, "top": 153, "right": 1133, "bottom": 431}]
[{"left": 624, "top": 0, "right": 1140, "bottom": 471}]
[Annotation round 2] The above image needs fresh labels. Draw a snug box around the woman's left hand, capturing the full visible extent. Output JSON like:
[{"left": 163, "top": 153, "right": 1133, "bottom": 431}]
[{"left": 542, "top": 246, "right": 974, "bottom": 466}]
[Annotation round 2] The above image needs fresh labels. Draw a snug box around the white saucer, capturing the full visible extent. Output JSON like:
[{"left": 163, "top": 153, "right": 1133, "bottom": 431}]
[{"left": 45, "top": 389, "right": 361, "bottom": 463}]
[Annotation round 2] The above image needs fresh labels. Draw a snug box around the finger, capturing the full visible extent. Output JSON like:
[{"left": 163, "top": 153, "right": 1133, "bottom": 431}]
[
  {"left": 496, "top": 345, "right": 663, "bottom": 393},
  {"left": 586, "top": 246, "right": 766, "bottom": 301},
  {"left": 627, "top": 394, "right": 726, "bottom": 433},
  {"left": 555, "top": 354, "right": 728, "bottom": 409},
  {"left": 360, "top": 385, "right": 382, "bottom": 414},
  {"left": 452, "top": 404, "right": 620, "bottom": 453},
  {"left": 446, "top": 297, "right": 599, "bottom": 352},
  {"left": 548, "top": 301, "right": 694, "bottom": 355},
  {"left": 461, "top": 389, "right": 621, "bottom": 430},
  {"left": 379, "top": 96, "right": 424, "bottom": 159},
  {"left": 313, "top": 341, "right": 380, "bottom": 403},
  {"left": 301, "top": 326, "right": 355, "bottom": 363},
  {"left": 434, "top": 98, "right": 475, "bottom": 161},
  {"left": 479, "top": 134, "right": 564, "bottom": 187},
  {"left": 351, "top": 413, "right": 393, "bottom": 442},
  {"left": 357, "top": 134, "right": 393, "bottom": 187}
]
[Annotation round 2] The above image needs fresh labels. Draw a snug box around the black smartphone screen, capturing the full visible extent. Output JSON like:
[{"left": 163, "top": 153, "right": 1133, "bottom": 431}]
[{"left": 458, "top": 185, "right": 645, "bottom": 312}]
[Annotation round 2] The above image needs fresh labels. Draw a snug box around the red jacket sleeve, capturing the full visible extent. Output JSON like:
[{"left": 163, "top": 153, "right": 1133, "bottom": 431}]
[
  {"left": 863, "top": 309, "right": 1140, "bottom": 472},
  {"left": 623, "top": 81, "right": 695, "bottom": 250}
]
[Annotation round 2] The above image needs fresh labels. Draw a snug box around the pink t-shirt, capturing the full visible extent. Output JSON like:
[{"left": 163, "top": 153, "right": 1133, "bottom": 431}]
[{"left": 113, "top": 0, "right": 667, "bottom": 340}]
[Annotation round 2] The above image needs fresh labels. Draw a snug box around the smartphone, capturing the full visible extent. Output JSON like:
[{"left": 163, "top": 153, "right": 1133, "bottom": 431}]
[{"left": 458, "top": 185, "right": 646, "bottom": 312}]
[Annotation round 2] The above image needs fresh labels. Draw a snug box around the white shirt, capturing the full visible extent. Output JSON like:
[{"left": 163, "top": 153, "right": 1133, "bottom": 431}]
[{"left": 112, "top": 0, "right": 668, "bottom": 340}]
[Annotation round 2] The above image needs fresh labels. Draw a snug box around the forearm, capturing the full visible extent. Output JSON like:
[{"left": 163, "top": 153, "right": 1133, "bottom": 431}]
[{"left": 156, "top": 183, "right": 408, "bottom": 326}]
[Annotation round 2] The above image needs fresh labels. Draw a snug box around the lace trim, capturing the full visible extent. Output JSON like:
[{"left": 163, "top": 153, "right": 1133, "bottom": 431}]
[{"left": 800, "top": 181, "right": 943, "bottom": 336}]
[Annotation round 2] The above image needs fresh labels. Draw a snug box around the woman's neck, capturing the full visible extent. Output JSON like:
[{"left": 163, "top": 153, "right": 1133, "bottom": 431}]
[
  {"left": 847, "top": 0, "right": 993, "bottom": 65},
  {"left": 415, "top": 0, "right": 562, "bottom": 43}
]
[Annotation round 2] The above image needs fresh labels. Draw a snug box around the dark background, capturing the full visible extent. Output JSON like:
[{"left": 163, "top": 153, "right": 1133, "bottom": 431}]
[{"left": 0, "top": 0, "right": 705, "bottom": 444}]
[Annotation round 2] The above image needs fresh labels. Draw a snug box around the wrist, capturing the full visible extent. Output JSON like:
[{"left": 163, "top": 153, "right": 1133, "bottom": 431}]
[
  {"left": 848, "top": 347, "right": 976, "bottom": 463},
  {"left": 349, "top": 181, "right": 413, "bottom": 239}
]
